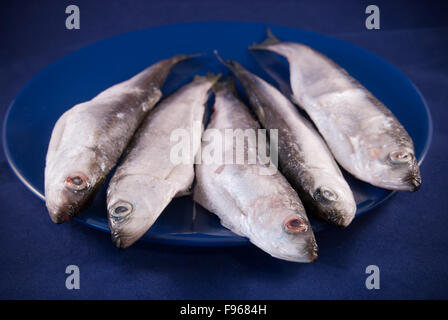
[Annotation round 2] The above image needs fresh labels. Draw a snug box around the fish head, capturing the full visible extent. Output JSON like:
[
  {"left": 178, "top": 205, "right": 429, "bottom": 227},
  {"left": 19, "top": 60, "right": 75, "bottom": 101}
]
[
  {"left": 45, "top": 147, "right": 102, "bottom": 223},
  {"left": 366, "top": 145, "right": 421, "bottom": 192},
  {"left": 312, "top": 176, "right": 357, "bottom": 227},
  {"left": 107, "top": 175, "right": 173, "bottom": 248},
  {"left": 248, "top": 198, "right": 318, "bottom": 263}
]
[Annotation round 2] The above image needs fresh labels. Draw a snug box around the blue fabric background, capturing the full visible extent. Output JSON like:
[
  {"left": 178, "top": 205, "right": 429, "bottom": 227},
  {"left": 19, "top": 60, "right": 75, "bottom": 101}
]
[{"left": 1, "top": 0, "right": 447, "bottom": 299}]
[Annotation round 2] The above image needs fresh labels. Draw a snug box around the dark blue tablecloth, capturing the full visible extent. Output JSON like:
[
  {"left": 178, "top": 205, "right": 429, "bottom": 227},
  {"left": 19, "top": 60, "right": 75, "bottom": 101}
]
[{"left": 1, "top": 0, "right": 447, "bottom": 299}]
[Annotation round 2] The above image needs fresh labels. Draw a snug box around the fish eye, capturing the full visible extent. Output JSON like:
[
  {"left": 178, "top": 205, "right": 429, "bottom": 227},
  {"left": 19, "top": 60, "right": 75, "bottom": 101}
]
[
  {"left": 65, "top": 173, "right": 88, "bottom": 191},
  {"left": 389, "top": 150, "right": 412, "bottom": 164},
  {"left": 284, "top": 217, "right": 308, "bottom": 233},
  {"left": 314, "top": 186, "right": 338, "bottom": 202},
  {"left": 110, "top": 201, "right": 133, "bottom": 221}
]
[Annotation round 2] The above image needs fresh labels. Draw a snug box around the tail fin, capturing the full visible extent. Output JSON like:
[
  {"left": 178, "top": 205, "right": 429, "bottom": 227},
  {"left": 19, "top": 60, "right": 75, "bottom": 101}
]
[
  {"left": 193, "top": 73, "right": 221, "bottom": 85},
  {"left": 212, "top": 75, "right": 238, "bottom": 95},
  {"left": 172, "top": 52, "right": 204, "bottom": 63},
  {"left": 213, "top": 49, "right": 228, "bottom": 67},
  {"left": 213, "top": 50, "right": 247, "bottom": 75},
  {"left": 249, "top": 27, "right": 281, "bottom": 50}
]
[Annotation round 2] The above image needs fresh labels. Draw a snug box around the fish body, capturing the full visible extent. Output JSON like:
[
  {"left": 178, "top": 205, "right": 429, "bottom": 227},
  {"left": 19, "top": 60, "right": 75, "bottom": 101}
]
[
  {"left": 194, "top": 78, "right": 318, "bottom": 262},
  {"left": 107, "top": 75, "right": 219, "bottom": 248},
  {"left": 250, "top": 31, "right": 421, "bottom": 191},
  {"left": 218, "top": 56, "right": 356, "bottom": 227},
  {"left": 44, "top": 54, "right": 194, "bottom": 223}
]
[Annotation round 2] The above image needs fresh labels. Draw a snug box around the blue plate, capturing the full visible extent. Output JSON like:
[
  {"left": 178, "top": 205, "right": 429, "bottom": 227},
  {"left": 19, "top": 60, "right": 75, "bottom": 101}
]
[{"left": 2, "top": 22, "right": 432, "bottom": 246}]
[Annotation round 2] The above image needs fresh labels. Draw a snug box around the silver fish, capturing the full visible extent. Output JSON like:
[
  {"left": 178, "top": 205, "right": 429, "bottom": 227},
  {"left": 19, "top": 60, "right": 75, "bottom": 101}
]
[
  {"left": 107, "top": 74, "right": 220, "bottom": 248},
  {"left": 194, "top": 78, "right": 318, "bottom": 262},
  {"left": 217, "top": 55, "right": 357, "bottom": 227},
  {"left": 250, "top": 30, "right": 421, "bottom": 191},
  {"left": 45, "top": 54, "right": 195, "bottom": 223}
]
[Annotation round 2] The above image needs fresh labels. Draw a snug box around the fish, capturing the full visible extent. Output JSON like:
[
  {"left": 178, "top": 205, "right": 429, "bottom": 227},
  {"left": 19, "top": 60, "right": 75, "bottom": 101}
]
[
  {"left": 250, "top": 29, "right": 421, "bottom": 191},
  {"left": 107, "top": 74, "right": 220, "bottom": 248},
  {"left": 45, "top": 54, "right": 196, "bottom": 224},
  {"left": 194, "top": 77, "right": 318, "bottom": 262},
  {"left": 216, "top": 54, "right": 357, "bottom": 227}
]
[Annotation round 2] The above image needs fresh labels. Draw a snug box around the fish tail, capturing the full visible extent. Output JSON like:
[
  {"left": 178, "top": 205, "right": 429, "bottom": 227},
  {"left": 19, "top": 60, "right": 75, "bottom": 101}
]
[
  {"left": 249, "top": 27, "right": 281, "bottom": 50},
  {"left": 213, "top": 49, "right": 228, "bottom": 66},
  {"left": 213, "top": 50, "right": 247, "bottom": 75},
  {"left": 193, "top": 72, "right": 221, "bottom": 85},
  {"left": 212, "top": 75, "right": 237, "bottom": 95},
  {"left": 173, "top": 52, "right": 204, "bottom": 63}
]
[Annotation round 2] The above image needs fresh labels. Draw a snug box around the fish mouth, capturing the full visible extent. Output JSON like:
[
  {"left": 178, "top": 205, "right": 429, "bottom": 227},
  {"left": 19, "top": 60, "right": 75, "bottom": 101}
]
[
  {"left": 402, "top": 165, "right": 422, "bottom": 192},
  {"left": 270, "top": 245, "right": 318, "bottom": 263},
  {"left": 322, "top": 211, "right": 355, "bottom": 228},
  {"left": 388, "top": 153, "right": 421, "bottom": 192},
  {"left": 111, "top": 231, "right": 136, "bottom": 249},
  {"left": 111, "top": 232, "right": 123, "bottom": 249},
  {"left": 407, "top": 174, "right": 421, "bottom": 192},
  {"left": 48, "top": 206, "right": 74, "bottom": 224},
  {"left": 312, "top": 187, "right": 356, "bottom": 227},
  {"left": 340, "top": 214, "right": 356, "bottom": 228},
  {"left": 290, "top": 240, "right": 318, "bottom": 263},
  {"left": 372, "top": 159, "right": 421, "bottom": 192},
  {"left": 315, "top": 202, "right": 356, "bottom": 228},
  {"left": 46, "top": 189, "right": 95, "bottom": 224},
  {"left": 324, "top": 206, "right": 356, "bottom": 228},
  {"left": 304, "top": 239, "right": 319, "bottom": 262},
  {"left": 286, "top": 238, "right": 319, "bottom": 263},
  {"left": 46, "top": 197, "right": 79, "bottom": 224}
]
